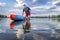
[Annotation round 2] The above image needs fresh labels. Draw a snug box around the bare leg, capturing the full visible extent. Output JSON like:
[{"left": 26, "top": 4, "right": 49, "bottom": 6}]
[{"left": 26, "top": 16, "right": 30, "bottom": 21}]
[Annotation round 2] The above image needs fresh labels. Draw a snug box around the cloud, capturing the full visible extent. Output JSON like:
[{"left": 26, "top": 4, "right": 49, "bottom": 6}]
[
  {"left": 55, "top": 2, "right": 60, "bottom": 6},
  {"left": 8, "top": 9, "right": 22, "bottom": 15},
  {"left": 52, "top": 1, "right": 60, "bottom": 5},
  {"left": 0, "top": 0, "right": 60, "bottom": 16},
  {"left": 53, "top": 7, "right": 60, "bottom": 12},
  {"left": 32, "top": 0, "right": 37, "bottom": 2},
  {"left": 35, "top": 0, "right": 51, "bottom": 5},
  {"left": 31, "top": 5, "right": 55, "bottom": 10},
  {"left": 31, "top": 6, "right": 49, "bottom": 15},
  {"left": 49, "top": 6, "right": 56, "bottom": 10},
  {"left": 14, "top": 0, "right": 51, "bottom": 8},
  {"left": 14, "top": 0, "right": 27, "bottom": 8},
  {"left": 51, "top": 0, "right": 60, "bottom": 5},
  {"left": 31, "top": 4, "right": 60, "bottom": 16},
  {"left": 31, "top": 6, "right": 47, "bottom": 12},
  {"left": 48, "top": 0, "right": 60, "bottom": 12},
  {"left": 0, "top": 2, "right": 6, "bottom": 7}
]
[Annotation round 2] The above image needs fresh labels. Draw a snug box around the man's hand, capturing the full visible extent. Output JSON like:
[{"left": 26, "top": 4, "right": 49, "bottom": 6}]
[{"left": 22, "top": 12, "right": 24, "bottom": 16}]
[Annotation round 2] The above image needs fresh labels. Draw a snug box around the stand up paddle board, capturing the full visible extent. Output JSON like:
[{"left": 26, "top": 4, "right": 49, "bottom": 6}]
[{"left": 10, "top": 14, "right": 26, "bottom": 21}]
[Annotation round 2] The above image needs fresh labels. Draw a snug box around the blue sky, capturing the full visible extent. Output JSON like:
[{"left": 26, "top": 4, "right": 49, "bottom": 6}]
[{"left": 0, "top": 0, "right": 60, "bottom": 16}]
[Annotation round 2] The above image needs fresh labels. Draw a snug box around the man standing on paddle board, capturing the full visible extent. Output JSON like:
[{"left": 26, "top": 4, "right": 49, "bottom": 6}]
[{"left": 22, "top": 4, "right": 31, "bottom": 20}]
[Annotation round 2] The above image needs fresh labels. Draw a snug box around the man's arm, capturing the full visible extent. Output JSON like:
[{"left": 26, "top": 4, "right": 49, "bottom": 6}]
[
  {"left": 22, "top": 12, "right": 24, "bottom": 16},
  {"left": 28, "top": 7, "right": 31, "bottom": 12},
  {"left": 29, "top": 7, "right": 31, "bottom": 13},
  {"left": 22, "top": 9, "right": 24, "bottom": 16},
  {"left": 29, "top": 10, "right": 31, "bottom": 13}
]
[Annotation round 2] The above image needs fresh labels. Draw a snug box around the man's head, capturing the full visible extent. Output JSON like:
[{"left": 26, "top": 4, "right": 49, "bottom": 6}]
[{"left": 23, "top": 4, "right": 27, "bottom": 8}]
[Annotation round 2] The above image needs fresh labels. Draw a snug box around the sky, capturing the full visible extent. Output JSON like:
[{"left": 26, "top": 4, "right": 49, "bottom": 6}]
[{"left": 0, "top": 0, "right": 60, "bottom": 16}]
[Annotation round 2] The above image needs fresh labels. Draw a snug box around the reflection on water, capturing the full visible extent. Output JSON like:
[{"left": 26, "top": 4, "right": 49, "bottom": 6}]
[
  {"left": 23, "top": 19, "right": 31, "bottom": 34},
  {"left": 0, "top": 18, "right": 60, "bottom": 40},
  {"left": 50, "top": 18, "right": 60, "bottom": 29},
  {"left": 10, "top": 19, "right": 31, "bottom": 39},
  {"left": 10, "top": 20, "right": 26, "bottom": 29}
]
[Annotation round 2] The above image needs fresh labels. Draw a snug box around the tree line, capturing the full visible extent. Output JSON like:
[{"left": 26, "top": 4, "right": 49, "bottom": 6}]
[{"left": 0, "top": 15, "right": 7, "bottom": 18}]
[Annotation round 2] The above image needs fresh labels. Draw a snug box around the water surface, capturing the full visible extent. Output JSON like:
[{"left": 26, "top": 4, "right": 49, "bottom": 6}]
[{"left": 0, "top": 18, "right": 60, "bottom": 40}]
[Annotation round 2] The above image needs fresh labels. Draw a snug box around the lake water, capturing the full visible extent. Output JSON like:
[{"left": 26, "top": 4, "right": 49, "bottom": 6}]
[{"left": 0, "top": 18, "right": 60, "bottom": 40}]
